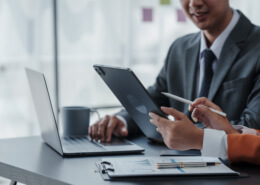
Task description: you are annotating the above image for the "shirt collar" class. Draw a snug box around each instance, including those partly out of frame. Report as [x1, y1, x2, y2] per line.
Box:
[200, 9, 240, 60]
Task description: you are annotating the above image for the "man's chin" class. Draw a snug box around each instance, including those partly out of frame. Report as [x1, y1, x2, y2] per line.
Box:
[192, 21, 210, 31]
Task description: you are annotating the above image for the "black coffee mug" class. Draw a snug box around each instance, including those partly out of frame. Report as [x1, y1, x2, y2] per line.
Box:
[61, 106, 99, 137]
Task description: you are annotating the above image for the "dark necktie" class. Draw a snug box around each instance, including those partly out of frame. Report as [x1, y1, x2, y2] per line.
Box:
[199, 49, 216, 97]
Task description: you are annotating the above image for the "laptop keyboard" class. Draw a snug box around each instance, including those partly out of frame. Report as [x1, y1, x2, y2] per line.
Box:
[61, 136, 105, 152]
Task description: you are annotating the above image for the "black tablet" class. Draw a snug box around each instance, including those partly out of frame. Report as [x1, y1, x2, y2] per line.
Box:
[94, 64, 166, 141]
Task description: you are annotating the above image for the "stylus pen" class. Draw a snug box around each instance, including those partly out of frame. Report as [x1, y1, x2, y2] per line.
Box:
[161, 92, 227, 117]
[156, 162, 221, 169]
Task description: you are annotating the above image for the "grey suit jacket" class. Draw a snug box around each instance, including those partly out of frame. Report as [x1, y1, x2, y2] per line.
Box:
[119, 11, 260, 135]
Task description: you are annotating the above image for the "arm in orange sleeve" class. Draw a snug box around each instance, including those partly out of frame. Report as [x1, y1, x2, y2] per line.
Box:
[227, 133, 260, 164]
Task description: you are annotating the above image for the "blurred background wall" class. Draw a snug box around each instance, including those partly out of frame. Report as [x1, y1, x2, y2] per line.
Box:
[0, 0, 260, 139]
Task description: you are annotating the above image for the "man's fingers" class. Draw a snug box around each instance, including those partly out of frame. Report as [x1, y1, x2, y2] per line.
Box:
[192, 105, 217, 124]
[114, 122, 128, 137]
[98, 116, 109, 142]
[191, 97, 220, 111]
[88, 124, 93, 139]
[161, 106, 185, 121]
[91, 123, 99, 141]
[89, 120, 99, 139]
[196, 105, 217, 117]
[89, 116, 129, 143]
[149, 112, 171, 129]
[191, 108, 201, 122]
[105, 116, 119, 142]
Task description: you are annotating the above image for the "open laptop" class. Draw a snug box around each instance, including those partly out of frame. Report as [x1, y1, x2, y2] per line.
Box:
[93, 65, 166, 142]
[25, 68, 144, 157]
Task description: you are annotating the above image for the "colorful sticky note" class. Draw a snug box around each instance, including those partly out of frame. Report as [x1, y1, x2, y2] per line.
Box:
[142, 8, 153, 22]
[177, 8, 187, 22]
[160, 0, 171, 5]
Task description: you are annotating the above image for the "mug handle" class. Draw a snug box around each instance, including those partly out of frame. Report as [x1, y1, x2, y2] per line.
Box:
[90, 108, 100, 120]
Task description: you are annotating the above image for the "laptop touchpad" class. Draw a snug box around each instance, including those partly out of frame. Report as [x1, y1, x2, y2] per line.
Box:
[99, 137, 132, 146]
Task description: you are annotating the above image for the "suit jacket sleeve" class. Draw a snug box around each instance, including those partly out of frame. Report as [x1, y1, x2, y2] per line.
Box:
[229, 57, 260, 129]
[227, 130, 260, 164]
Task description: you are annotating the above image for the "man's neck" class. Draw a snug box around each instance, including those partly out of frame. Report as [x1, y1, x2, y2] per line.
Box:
[204, 8, 233, 47]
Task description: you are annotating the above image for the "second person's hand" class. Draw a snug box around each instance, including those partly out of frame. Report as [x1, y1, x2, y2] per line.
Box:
[190, 97, 240, 134]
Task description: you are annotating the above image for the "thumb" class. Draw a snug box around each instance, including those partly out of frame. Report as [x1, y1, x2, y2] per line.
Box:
[161, 106, 185, 120]
[117, 123, 128, 137]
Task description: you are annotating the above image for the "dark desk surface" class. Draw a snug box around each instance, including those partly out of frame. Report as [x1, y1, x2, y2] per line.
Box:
[0, 136, 259, 185]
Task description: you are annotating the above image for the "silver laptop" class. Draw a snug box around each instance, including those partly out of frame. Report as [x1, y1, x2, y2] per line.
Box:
[25, 68, 144, 157]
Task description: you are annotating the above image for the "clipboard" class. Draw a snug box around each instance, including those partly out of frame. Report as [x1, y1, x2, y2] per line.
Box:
[160, 149, 201, 156]
[96, 156, 242, 181]
[96, 161, 115, 181]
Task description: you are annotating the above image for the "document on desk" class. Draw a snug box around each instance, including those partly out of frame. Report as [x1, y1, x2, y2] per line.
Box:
[97, 156, 239, 178]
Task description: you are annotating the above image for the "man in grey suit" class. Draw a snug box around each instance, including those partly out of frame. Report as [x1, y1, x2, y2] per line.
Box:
[89, 0, 260, 143]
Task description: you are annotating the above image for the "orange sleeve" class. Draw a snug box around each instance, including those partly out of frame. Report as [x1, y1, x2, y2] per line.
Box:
[227, 133, 260, 164]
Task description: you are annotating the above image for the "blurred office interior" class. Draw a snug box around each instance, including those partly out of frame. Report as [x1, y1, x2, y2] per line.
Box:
[0, 0, 260, 140]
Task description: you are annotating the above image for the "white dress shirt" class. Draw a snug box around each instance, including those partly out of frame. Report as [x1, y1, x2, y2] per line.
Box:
[196, 9, 240, 97]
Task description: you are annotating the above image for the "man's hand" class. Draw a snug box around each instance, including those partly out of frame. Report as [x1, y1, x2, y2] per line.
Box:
[149, 107, 204, 150]
[88, 115, 128, 142]
[190, 97, 240, 134]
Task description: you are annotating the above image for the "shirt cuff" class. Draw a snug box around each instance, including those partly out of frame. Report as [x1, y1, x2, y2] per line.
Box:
[201, 129, 228, 160]
[233, 125, 260, 136]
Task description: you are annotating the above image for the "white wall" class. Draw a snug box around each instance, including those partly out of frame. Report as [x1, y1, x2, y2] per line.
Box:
[0, 0, 259, 138]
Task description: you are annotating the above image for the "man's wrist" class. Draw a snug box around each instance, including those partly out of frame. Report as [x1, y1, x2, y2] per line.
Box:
[195, 128, 204, 150]
[227, 126, 241, 134]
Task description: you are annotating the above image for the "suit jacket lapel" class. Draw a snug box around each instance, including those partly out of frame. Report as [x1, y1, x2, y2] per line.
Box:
[208, 40, 239, 100]
[184, 34, 200, 101]
[208, 12, 253, 100]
